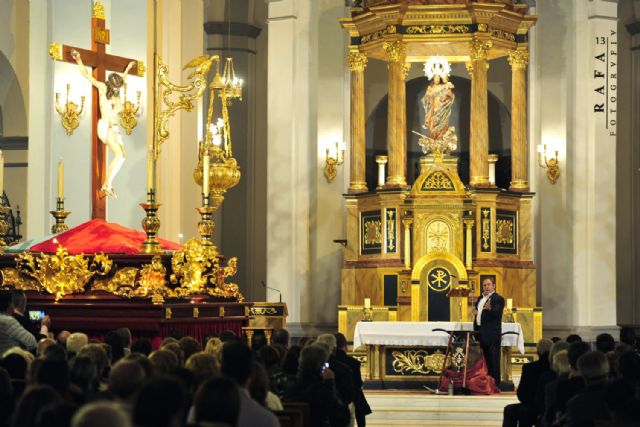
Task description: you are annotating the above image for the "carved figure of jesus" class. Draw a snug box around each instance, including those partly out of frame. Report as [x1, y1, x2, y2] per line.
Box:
[71, 49, 135, 198]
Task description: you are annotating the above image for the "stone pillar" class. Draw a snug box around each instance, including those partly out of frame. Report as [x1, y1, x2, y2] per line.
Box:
[508, 48, 529, 191]
[383, 41, 407, 187]
[347, 50, 368, 193]
[468, 39, 492, 187]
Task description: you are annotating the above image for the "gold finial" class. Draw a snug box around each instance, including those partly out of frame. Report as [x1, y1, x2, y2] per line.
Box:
[347, 51, 368, 71]
[93, 2, 105, 19]
[49, 42, 62, 61]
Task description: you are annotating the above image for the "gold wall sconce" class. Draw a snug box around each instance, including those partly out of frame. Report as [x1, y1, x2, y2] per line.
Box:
[537, 144, 560, 184]
[55, 83, 85, 135]
[119, 83, 141, 135]
[324, 141, 345, 183]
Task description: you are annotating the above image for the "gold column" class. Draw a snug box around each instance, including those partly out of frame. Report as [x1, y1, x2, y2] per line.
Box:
[463, 218, 474, 269]
[383, 41, 407, 187]
[402, 217, 413, 270]
[348, 50, 368, 193]
[508, 48, 529, 191]
[468, 39, 492, 187]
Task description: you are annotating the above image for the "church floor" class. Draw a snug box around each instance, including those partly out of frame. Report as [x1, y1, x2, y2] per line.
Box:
[364, 390, 516, 426]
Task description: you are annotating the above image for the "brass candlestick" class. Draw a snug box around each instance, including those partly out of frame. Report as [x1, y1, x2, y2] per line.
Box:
[0, 204, 11, 252]
[49, 198, 71, 234]
[140, 189, 163, 254]
[196, 194, 215, 246]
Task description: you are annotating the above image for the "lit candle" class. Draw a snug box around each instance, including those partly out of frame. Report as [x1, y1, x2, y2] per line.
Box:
[202, 153, 210, 197]
[364, 298, 371, 309]
[57, 159, 64, 199]
[0, 150, 4, 195]
[507, 298, 513, 310]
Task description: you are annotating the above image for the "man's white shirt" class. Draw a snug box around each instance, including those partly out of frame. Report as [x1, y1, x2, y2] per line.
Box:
[476, 292, 494, 326]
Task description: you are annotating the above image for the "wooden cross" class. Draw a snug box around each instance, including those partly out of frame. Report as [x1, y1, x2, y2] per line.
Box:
[49, 2, 145, 219]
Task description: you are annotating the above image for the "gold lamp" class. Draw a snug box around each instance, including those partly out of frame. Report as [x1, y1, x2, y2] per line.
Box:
[324, 141, 345, 183]
[537, 144, 560, 184]
[55, 83, 85, 135]
[194, 55, 242, 243]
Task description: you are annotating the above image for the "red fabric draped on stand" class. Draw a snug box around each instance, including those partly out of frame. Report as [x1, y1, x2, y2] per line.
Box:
[30, 219, 182, 254]
[438, 356, 500, 395]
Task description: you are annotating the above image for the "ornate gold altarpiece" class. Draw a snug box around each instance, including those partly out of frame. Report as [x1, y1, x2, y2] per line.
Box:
[339, 0, 539, 387]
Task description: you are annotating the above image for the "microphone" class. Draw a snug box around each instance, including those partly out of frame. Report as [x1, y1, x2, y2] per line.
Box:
[261, 281, 282, 303]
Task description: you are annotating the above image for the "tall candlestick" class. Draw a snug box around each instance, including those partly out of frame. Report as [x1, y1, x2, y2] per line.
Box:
[147, 154, 154, 192]
[364, 298, 371, 309]
[57, 159, 64, 199]
[507, 298, 513, 310]
[202, 154, 210, 197]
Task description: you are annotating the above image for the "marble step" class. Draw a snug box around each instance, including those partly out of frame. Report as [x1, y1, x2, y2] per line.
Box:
[364, 391, 516, 426]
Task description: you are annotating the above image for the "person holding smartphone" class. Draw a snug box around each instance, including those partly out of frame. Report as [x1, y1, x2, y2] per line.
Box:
[0, 290, 36, 355]
[11, 290, 50, 340]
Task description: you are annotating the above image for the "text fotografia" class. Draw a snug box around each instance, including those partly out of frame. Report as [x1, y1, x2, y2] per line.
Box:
[593, 30, 617, 136]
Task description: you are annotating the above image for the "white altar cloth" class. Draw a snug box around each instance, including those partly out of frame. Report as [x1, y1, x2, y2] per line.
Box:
[353, 321, 525, 354]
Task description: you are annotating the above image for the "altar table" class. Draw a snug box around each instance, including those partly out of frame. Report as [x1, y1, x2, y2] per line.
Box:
[353, 321, 525, 389]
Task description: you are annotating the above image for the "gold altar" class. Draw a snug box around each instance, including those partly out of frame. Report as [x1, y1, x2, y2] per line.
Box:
[338, 0, 541, 383]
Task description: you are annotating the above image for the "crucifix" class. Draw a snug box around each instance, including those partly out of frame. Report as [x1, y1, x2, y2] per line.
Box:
[49, 1, 145, 219]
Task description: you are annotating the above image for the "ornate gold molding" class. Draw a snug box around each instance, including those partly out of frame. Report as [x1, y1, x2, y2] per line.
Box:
[48, 42, 62, 61]
[508, 49, 529, 70]
[347, 51, 368, 72]
[92, 2, 105, 19]
[361, 25, 396, 44]
[383, 41, 406, 63]
[406, 25, 469, 35]
[391, 349, 446, 375]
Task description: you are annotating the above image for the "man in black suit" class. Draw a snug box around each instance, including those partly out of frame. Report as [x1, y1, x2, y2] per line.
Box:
[11, 290, 50, 341]
[472, 276, 505, 385]
[335, 332, 372, 427]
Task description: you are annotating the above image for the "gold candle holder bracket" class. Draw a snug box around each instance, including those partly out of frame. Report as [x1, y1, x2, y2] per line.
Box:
[196, 194, 215, 246]
[140, 189, 163, 254]
[49, 198, 71, 234]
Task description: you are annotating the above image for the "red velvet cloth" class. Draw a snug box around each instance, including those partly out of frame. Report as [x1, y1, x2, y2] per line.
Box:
[30, 219, 182, 254]
[438, 356, 500, 395]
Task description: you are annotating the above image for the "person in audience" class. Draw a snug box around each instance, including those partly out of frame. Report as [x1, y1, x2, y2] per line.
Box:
[67, 333, 89, 358]
[565, 334, 582, 344]
[133, 376, 188, 427]
[616, 350, 640, 384]
[619, 327, 638, 352]
[503, 338, 552, 427]
[123, 352, 153, 379]
[540, 350, 570, 427]
[3, 347, 35, 369]
[258, 345, 287, 397]
[131, 338, 152, 356]
[595, 333, 615, 353]
[562, 350, 611, 427]
[36, 359, 70, 399]
[276, 345, 301, 398]
[0, 367, 14, 427]
[193, 377, 240, 427]
[185, 352, 219, 387]
[104, 331, 125, 364]
[0, 290, 37, 355]
[35, 402, 77, 427]
[179, 337, 202, 361]
[219, 330, 238, 343]
[12, 384, 62, 427]
[115, 328, 132, 356]
[11, 290, 50, 341]
[335, 332, 371, 427]
[69, 356, 98, 399]
[71, 401, 132, 427]
[37, 338, 56, 358]
[162, 342, 185, 367]
[77, 344, 110, 390]
[272, 329, 290, 349]
[149, 349, 179, 375]
[533, 340, 569, 418]
[56, 331, 71, 347]
[108, 360, 146, 416]
[221, 341, 280, 427]
[249, 360, 283, 411]
[43, 344, 68, 361]
[472, 276, 505, 384]
[316, 335, 356, 415]
[611, 398, 640, 427]
[284, 343, 350, 427]
[204, 337, 224, 361]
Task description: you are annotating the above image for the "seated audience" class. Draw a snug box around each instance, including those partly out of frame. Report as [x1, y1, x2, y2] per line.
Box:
[115, 328, 133, 356]
[67, 333, 89, 357]
[69, 356, 98, 397]
[104, 331, 125, 364]
[249, 361, 283, 411]
[0, 367, 13, 427]
[335, 332, 371, 427]
[219, 330, 238, 343]
[133, 376, 188, 427]
[284, 343, 350, 427]
[595, 333, 615, 353]
[149, 349, 179, 375]
[204, 337, 223, 361]
[562, 350, 611, 427]
[12, 384, 62, 427]
[193, 377, 240, 427]
[161, 342, 185, 367]
[56, 331, 71, 347]
[130, 338, 152, 356]
[35, 401, 77, 427]
[540, 350, 570, 427]
[565, 334, 582, 344]
[178, 337, 202, 361]
[108, 360, 146, 416]
[71, 401, 131, 427]
[185, 352, 219, 387]
[77, 344, 109, 390]
[36, 338, 56, 358]
[43, 344, 68, 361]
[221, 341, 280, 427]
